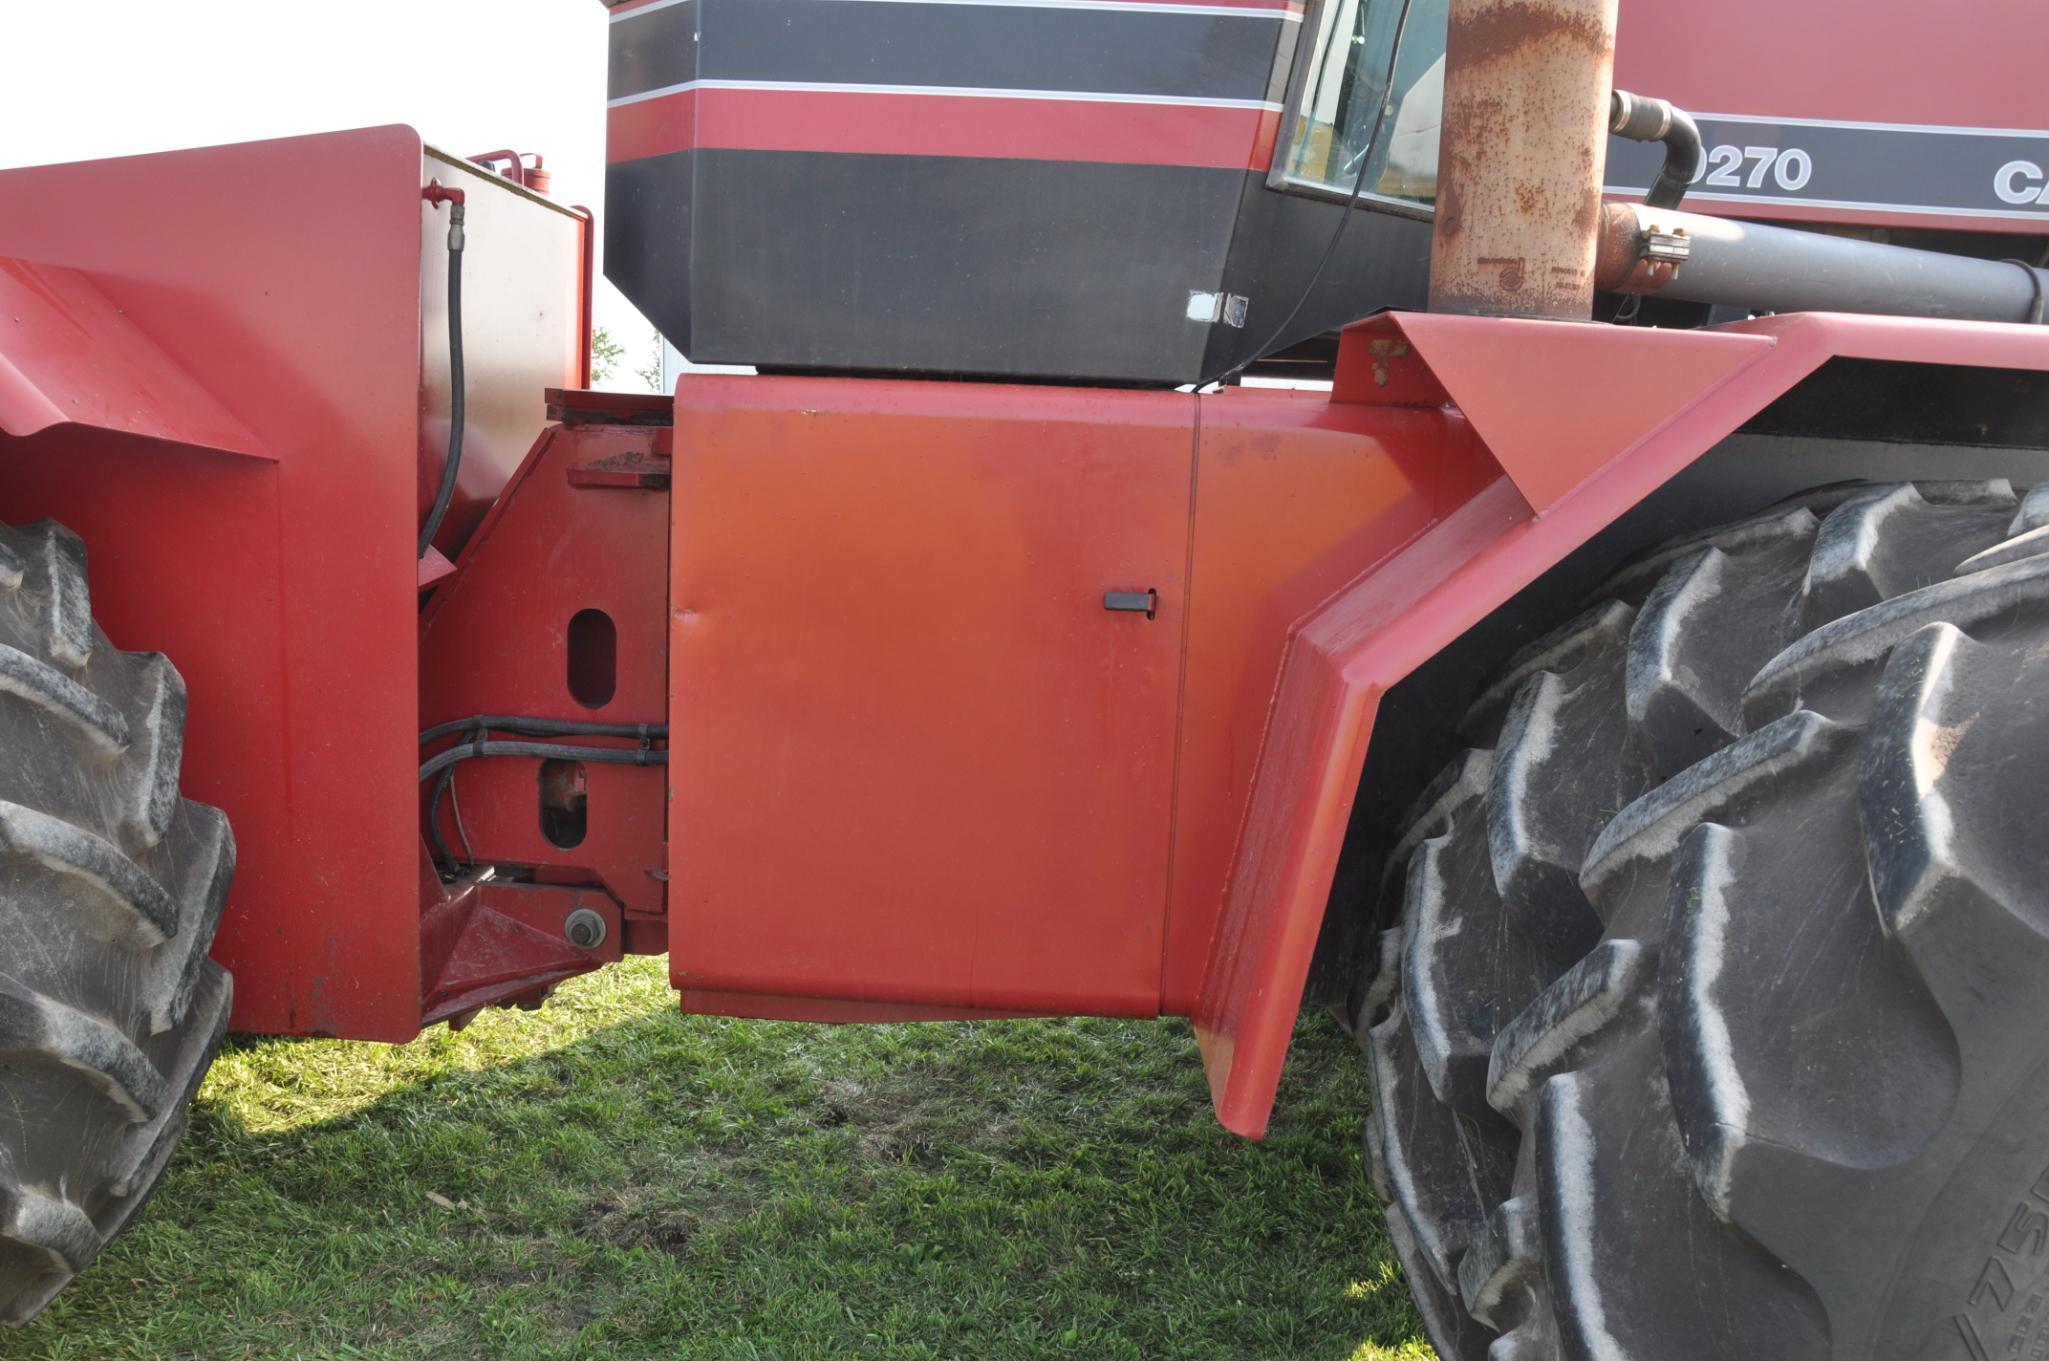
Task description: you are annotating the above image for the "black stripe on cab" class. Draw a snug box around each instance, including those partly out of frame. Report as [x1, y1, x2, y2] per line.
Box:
[611, 0, 1282, 103]
[610, 1, 698, 102]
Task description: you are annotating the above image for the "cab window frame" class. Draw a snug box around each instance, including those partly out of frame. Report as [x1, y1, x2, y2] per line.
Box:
[1266, 0, 1443, 222]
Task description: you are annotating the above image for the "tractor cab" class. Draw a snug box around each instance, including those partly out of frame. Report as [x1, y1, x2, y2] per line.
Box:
[601, 0, 1446, 384]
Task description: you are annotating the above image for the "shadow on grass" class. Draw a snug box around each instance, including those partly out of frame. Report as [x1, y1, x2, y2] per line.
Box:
[7, 961, 1432, 1361]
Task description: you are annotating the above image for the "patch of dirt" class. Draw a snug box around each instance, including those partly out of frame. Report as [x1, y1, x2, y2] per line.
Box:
[574, 1173, 766, 1253]
[576, 1187, 705, 1251]
[814, 1064, 1017, 1170]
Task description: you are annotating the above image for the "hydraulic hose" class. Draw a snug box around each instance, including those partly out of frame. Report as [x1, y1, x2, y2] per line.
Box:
[1610, 90, 1702, 212]
[428, 768, 467, 869]
[418, 197, 468, 559]
[419, 739, 667, 784]
[420, 715, 667, 746]
[419, 720, 668, 869]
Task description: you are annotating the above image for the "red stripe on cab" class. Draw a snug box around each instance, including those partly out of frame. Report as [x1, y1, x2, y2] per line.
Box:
[609, 88, 1281, 171]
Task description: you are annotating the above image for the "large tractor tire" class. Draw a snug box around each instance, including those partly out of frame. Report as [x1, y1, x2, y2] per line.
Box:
[0, 521, 233, 1325]
[1364, 480, 2049, 1360]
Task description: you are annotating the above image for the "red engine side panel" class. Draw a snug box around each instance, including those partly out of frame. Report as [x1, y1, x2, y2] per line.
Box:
[670, 380, 1195, 1018]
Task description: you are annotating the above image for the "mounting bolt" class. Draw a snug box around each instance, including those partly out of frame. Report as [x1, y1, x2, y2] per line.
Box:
[564, 907, 607, 951]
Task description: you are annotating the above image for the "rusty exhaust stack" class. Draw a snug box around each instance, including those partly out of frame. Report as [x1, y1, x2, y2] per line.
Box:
[1428, 0, 1621, 319]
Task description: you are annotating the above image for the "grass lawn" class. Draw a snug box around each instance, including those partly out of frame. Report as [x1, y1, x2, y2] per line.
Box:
[4, 958, 1432, 1361]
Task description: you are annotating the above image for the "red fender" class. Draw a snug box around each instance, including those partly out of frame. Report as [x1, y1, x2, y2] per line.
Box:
[0, 127, 586, 1041]
[1195, 309, 2049, 1137]
[0, 257, 267, 459]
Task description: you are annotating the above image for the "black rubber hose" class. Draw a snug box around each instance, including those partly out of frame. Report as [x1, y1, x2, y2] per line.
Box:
[420, 719, 667, 867]
[420, 715, 668, 746]
[427, 767, 460, 871]
[418, 202, 468, 560]
[419, 739, 667, 783]
[1610, 91, 1702, 212]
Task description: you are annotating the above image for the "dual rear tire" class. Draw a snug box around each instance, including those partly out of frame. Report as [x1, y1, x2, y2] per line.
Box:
[1365, 481, 2049, 1360]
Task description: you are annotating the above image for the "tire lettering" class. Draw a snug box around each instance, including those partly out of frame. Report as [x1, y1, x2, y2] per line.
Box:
[1974, 1257, 2017, 1312]
[1958, 1159, 2049, 1353]
[2003, 1203, 2049, 1258]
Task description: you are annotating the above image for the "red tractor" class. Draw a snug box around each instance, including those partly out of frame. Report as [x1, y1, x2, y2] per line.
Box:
[1, 0, 2046, 1354]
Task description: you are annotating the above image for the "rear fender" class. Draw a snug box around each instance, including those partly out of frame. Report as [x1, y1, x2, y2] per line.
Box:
[1196, 309, 2049, 1137]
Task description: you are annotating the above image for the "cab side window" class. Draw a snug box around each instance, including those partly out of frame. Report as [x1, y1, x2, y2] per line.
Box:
[1277, 0, 1449, 210]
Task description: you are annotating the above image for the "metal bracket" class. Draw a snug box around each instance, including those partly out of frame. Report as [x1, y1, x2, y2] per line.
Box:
[1186, 291, 1251, 328]
[1640, 223, 1693, 267]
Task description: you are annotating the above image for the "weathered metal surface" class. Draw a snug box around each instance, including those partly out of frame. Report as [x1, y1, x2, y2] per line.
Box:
[566, 446, 673, 490]
[547, 387, 674, 427]
[6, 4, 2047, 1123]
[1428, 0, 1621, 318]
[1592, 199, 1683, 293]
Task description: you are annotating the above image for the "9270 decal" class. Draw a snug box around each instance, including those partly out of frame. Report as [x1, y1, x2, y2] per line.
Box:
[1606, 114, 2049, 224]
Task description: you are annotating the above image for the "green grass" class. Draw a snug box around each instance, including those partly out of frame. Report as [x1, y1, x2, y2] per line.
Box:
[4, 958, 1432, 1361]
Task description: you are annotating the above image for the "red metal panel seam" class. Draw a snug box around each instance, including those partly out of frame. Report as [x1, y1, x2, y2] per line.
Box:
[1156, 394, 1205, 1012]
[1188, 571, 1324, 1035]
[575, 211, 596, 390]
[663, 397, 677, 897]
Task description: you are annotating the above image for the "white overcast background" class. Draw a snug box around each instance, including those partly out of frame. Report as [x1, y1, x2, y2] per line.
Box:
[0, 0, 667, 387]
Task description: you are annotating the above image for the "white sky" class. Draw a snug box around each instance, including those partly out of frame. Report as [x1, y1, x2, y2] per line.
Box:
[0, 0, 666, 387]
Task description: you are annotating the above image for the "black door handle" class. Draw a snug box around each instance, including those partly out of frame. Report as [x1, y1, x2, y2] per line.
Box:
[1103, 590, 1158, 619]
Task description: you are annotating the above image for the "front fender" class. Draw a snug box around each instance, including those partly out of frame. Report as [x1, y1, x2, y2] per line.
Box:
[1195, 309, 2049, 1137]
